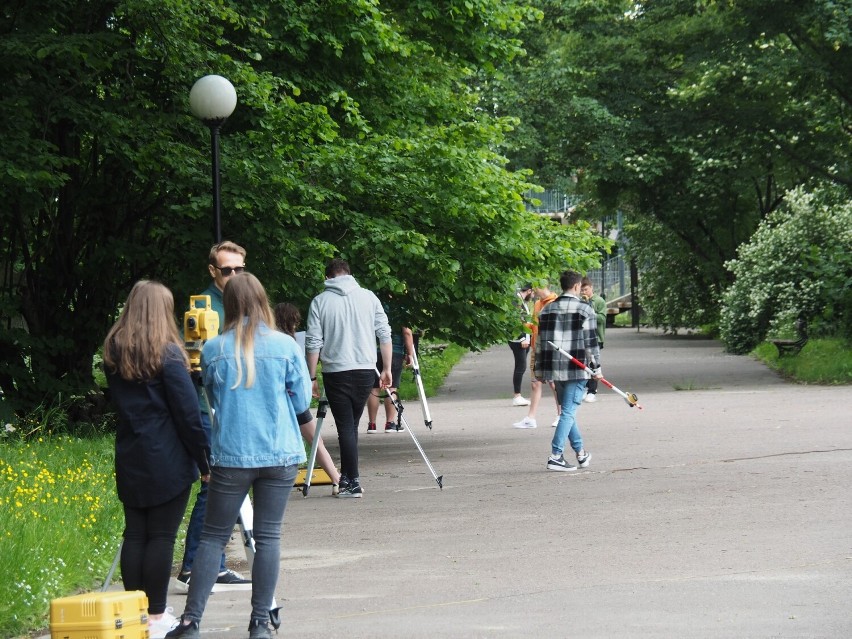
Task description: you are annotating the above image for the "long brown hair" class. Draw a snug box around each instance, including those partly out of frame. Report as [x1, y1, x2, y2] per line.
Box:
[103, 280, 187, 381]
[273, 302, 301, 338]
[222, 272, 275, 389]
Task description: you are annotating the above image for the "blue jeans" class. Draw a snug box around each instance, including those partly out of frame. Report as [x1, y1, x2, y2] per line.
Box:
[551, 379, 587, 457]
[183, 464, 298, 624]
[180, 412, 227, 574]
[323, 369, 375, 481]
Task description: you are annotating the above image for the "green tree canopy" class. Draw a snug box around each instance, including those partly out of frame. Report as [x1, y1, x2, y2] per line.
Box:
[0, 0, 608, 415]
[501, 0, 852, 330]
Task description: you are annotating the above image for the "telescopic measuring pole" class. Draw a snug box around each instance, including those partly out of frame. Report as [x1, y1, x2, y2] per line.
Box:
[546, 340, 643, 409]
[102, 541, 122, 591]
[409, 345, 432, 429]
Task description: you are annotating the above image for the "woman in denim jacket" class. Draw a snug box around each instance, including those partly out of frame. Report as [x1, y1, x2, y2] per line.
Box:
[168, 273, 311, 639]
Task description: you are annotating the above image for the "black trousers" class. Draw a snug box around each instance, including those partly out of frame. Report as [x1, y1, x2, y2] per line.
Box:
[508, 340, 529, 394]
[122, 485, 192, 614]
[587, 342, 603, 394]
[323, 369, 376, 481]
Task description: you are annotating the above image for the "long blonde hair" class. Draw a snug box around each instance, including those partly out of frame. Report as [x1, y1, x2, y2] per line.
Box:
[103, 280, 188, 381]
[222, 273, 275, 389]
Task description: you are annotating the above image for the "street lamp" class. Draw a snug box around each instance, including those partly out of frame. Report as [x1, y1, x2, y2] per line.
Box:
[189, 75, 237, 243]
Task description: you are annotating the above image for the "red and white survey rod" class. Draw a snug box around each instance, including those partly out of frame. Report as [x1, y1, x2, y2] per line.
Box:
[547, 340, 643, 409]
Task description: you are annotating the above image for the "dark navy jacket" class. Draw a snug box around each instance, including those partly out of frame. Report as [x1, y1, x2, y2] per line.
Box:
[107, 344, 210, 508]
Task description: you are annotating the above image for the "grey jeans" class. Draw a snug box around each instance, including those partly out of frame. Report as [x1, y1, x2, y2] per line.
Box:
[183, 464, 298, 624]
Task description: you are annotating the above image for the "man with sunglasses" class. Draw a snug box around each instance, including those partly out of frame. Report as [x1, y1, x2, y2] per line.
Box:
[176, 241, 251, 592]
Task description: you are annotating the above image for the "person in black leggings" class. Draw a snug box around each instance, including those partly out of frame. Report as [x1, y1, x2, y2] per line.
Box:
[104, 280, 210, 638]
[509, 284, 533, 406]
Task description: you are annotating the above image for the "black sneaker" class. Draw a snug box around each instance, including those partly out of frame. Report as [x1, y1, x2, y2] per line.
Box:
[367, 422, 377, 433]
[165, 617, 200, 638]
[248, 619, 272, 639]
[546, 454, 577, 472]
[214, 568, 251, 591]
[577, 451, 592, 468]
[337, 479, 363, 498]
[384, 421, 404, 432]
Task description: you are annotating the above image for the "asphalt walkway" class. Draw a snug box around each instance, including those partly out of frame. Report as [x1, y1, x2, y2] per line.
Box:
[89, 328, 852, 637]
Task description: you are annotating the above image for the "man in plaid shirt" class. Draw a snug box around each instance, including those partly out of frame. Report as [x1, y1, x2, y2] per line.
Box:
[534, 270, 602, 471]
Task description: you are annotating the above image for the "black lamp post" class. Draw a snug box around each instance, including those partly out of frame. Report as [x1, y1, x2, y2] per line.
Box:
[189, 75, 237, 243]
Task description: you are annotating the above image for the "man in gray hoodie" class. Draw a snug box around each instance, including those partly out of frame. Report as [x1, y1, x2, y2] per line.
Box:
[305, 258, 393, 498]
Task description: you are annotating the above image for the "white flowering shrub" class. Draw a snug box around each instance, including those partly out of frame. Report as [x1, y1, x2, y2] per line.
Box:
[720, 184, 852, 353]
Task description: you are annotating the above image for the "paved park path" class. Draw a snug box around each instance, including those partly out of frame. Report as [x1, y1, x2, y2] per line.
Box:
[142, 329, 852, 637]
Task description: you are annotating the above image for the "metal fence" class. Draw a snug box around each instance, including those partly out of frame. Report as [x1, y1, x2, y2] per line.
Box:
[524, 189, 582, 215]
[586, 253, 629, 302]
[525, 191, 631, 304]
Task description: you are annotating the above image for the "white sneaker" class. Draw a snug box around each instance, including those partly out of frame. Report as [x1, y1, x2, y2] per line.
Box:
[546, 454, 577, 472]
[512, 417, 537, 429]
[551, 417, 559, 427]
[148, 608, 177, 639]
[584, 393, 597, 403]
[512, 395, 531, 407]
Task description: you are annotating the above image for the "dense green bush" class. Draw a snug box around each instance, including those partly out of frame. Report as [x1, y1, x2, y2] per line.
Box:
[720, 185, 852, 354]
[626, 218, 724, 332]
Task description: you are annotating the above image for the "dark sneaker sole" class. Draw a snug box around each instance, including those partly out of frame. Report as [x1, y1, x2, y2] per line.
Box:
[165, 622, 200, 638]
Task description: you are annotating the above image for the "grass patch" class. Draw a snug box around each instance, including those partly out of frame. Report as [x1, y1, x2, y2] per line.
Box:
[672, 379, 718, 391]
[397, 342, 466, 401]
[613, 311, 634, 327]
[753, 338, 852, 384]
[0, 434, 124, 638]
[2, 341, 467, 637]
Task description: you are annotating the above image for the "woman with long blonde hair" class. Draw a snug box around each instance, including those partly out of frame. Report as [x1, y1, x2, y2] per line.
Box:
[168, 273, 311, 639]
[104, 280, 210, 639]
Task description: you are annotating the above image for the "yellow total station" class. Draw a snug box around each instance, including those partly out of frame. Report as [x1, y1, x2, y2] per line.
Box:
[184, 295, 220, 370]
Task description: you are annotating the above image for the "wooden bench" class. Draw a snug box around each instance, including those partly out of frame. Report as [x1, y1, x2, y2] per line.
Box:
[605, 302, 631, 328]
[769, 316, 808, 356]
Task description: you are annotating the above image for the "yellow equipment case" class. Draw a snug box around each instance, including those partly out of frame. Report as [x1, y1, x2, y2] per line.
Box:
[295, 467, 332, 486]
[50, 590, 149, 639]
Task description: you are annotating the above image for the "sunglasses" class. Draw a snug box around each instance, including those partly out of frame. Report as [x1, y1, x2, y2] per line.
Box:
[214, 266, 246, 276]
